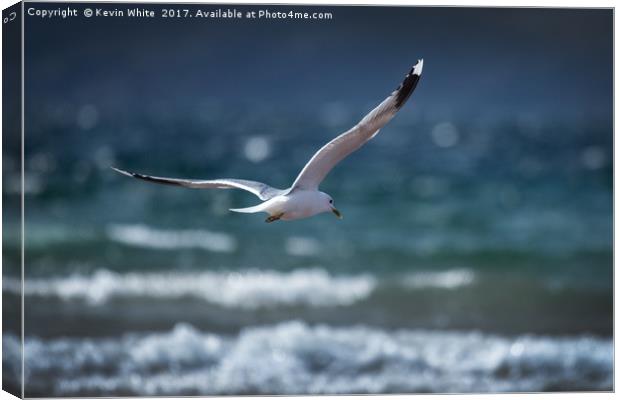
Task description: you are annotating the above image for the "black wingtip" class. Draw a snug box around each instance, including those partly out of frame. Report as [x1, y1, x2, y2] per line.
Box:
[111, 166, 141, 180]
[394, 59, 423, 110]
[111, 166, 181, 186]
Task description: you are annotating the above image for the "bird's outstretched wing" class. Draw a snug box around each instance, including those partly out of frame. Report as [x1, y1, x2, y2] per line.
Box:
[111, 167, 287, 201]
[291, 59, 423, 191]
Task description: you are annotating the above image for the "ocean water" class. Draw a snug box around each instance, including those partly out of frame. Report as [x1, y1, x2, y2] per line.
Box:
[3, 105, 613, 395]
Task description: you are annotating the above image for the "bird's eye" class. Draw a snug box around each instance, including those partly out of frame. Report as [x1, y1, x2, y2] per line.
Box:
[329, 199, 333, 204]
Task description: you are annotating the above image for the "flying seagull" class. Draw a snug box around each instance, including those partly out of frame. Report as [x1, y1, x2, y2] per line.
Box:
[113, 59, 423, 223]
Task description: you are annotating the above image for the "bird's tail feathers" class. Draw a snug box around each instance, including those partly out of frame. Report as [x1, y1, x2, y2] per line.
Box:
[229, 203, 268, 214]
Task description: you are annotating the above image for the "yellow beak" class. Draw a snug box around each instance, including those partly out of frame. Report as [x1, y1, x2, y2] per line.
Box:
[331, 207, 343, 219]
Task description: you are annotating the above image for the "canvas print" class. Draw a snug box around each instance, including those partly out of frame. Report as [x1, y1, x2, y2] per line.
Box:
[2, 2, 613, 397]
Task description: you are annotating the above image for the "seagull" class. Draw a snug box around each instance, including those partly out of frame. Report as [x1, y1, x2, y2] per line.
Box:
[112, 59, 423, 223]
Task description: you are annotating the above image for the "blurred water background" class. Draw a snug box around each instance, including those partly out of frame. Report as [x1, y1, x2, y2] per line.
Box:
[3, 4, 613, 396]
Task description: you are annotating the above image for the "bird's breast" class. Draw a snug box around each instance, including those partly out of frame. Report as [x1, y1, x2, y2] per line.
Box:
[279, 191, 324, 220]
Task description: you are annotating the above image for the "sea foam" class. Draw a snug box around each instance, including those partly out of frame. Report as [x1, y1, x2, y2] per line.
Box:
[403, 268, 476, 289]
[6, 321, 612, 396]
[8, 268, 376, 308]
[106, 224, 237, 253]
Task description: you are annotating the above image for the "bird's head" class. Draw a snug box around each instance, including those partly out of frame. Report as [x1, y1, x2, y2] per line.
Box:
[319, 192, 342, 219]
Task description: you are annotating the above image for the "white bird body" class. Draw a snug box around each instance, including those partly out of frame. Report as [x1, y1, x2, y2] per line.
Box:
[231, 190, 335, 221]
[112, 60, 423, 223]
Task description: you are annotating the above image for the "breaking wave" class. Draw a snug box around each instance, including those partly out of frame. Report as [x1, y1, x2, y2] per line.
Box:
[403, 268, 476, 289]
[8, 268, 376, 308]
[6, 321, 612, 396]
[6, 268, 480, 308]
[106, 224, 237, 253]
